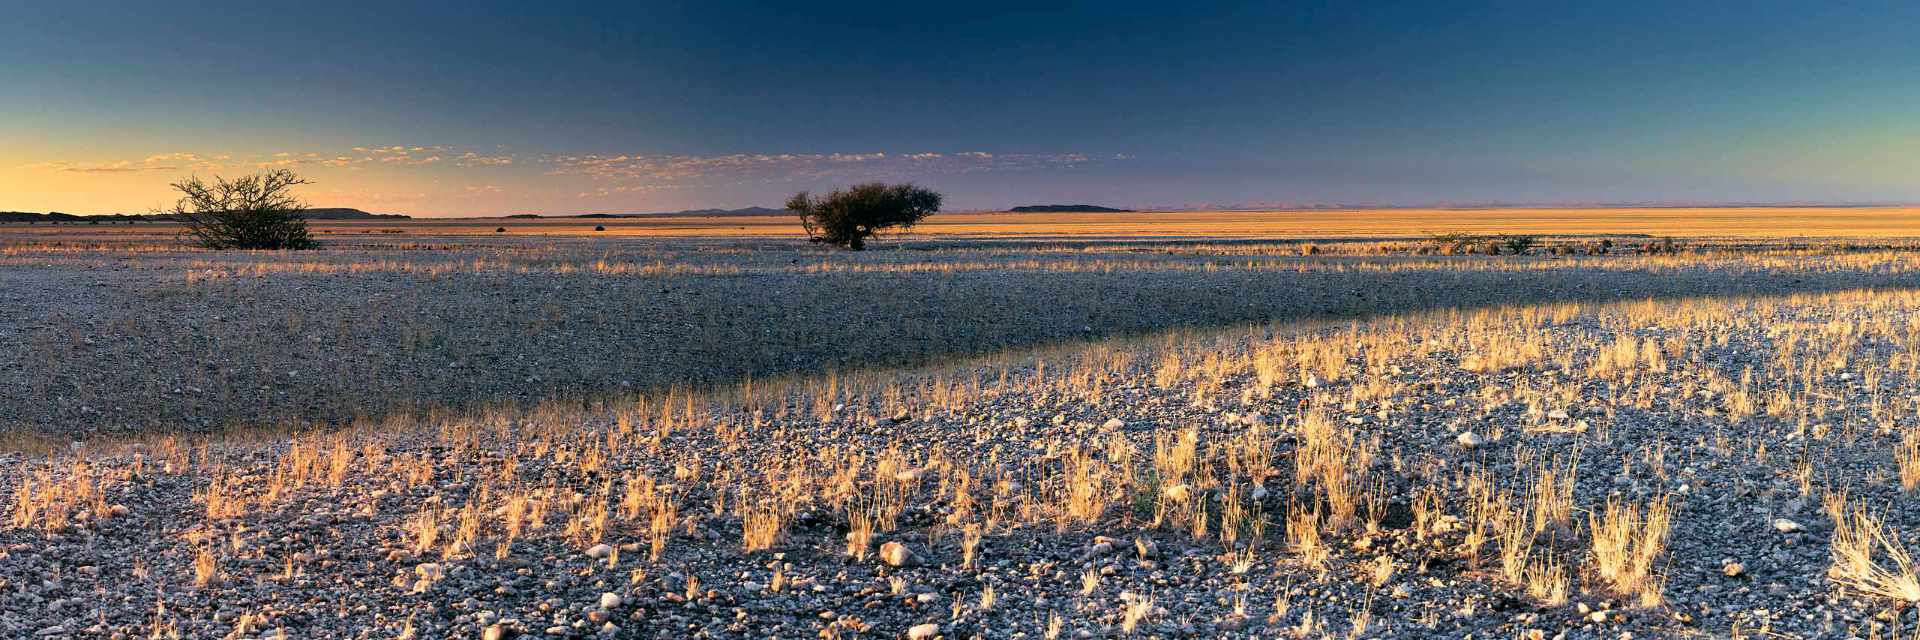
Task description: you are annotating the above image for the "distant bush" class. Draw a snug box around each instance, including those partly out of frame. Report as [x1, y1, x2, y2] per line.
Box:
[1428, 232, 1542, 256]
[1643, 237, 1681, 255]
[170, 169, 317, 250]
[787, 183, 942, 250]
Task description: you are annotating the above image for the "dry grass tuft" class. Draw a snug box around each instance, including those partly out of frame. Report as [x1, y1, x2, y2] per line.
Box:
[1828, 495, 1920, 603]
[1588, 495, 1673, 606]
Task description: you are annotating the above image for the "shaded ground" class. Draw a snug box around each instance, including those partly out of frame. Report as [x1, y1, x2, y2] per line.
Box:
[6, 236, 1920, 436]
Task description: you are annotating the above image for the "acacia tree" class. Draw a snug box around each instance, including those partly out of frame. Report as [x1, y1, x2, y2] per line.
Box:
[787, 183, 942, 250]
[171, 169, 318, 250]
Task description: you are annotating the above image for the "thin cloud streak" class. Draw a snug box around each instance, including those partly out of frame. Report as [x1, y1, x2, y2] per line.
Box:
[548, 151, 1101, 183]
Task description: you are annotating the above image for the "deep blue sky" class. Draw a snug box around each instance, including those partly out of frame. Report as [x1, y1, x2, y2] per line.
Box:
[5, 1, 1919, 215]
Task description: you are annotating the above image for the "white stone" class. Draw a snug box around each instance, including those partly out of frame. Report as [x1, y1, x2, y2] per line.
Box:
[908, 623, 940, 640]
[1101, 418, 1125, 430]
[586, 543, 614, 559]
[1772, 518, 1804, 533]
[1456, 431, 1485, 448]
[599, 592, 623, 609]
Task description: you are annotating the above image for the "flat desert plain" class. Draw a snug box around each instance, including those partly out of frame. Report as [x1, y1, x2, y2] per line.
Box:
[4, 209, 1920, 638]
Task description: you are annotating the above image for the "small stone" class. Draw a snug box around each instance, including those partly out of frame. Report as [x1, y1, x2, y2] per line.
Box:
[599, 592, 623, 609]
[1547, 409, 1570, 420]
[1456, 432, 1485, 448]
[1133, 537, 1158, 559]
[1162, 484, 1193, 503]
[1101, 418, 1125, 430]
[880, 541, 916, 567]
[586, 543, 614, 559]
[907, 623, 940, 640]
[1772, 518, 1804, 533]
[1722, 561, 1745, 578]
[106, 504, 129, 519]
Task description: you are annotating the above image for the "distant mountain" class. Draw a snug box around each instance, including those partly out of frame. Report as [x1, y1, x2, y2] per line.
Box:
[1008, 204, 1133, 213]
[0, 208, 406, 222]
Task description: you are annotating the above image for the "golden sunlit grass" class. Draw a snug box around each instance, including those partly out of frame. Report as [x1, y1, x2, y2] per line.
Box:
[1827, 493, 1920, 604]
[237, 206, 1920, 239]
[16, 206, 1920, 244]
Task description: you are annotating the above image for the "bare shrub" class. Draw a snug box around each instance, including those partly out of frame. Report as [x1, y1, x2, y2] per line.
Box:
[170, 169, 317, 250]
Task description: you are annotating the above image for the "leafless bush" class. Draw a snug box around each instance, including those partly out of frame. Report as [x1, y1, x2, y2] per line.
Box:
[170, 169, 317, 250]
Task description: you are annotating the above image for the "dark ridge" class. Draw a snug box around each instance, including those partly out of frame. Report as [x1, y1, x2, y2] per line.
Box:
[1008, 204, 1133, 213]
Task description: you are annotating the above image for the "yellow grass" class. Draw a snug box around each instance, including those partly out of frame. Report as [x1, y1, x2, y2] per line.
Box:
[16, 206, 1920, 241]
[392, 207, 1920, 239]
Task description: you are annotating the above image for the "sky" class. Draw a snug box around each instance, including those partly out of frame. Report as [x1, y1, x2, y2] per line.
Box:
[4, 1, 1919, 217]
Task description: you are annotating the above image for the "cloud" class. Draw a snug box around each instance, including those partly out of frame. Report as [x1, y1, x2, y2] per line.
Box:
[28, 160, 179, 173]
[454, 151, 514, 167]
[548, 151, 1103, 183]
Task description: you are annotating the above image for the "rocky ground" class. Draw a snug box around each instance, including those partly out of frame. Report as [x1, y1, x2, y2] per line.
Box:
[5, 259, 1920, 637]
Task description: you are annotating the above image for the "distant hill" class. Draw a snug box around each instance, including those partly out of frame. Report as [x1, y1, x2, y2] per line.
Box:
[1008, 204, 1133, 213]
[0, 207, 406, 222]
[0, 211, 84, 223]
[296, 208, 409, 220]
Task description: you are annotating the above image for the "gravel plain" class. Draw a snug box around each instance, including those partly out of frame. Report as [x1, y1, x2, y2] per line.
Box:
[5, 234, 1920, 638]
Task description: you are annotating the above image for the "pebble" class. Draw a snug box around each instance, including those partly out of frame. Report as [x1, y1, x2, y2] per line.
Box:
[880, 541, 916, 567]
[908, 623, 940, 640]
[600, 592, 623, 609]
[1456, 431, 1485, 448]
[1772, 519, 1804, 533]
[586, 543, 614, 559]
